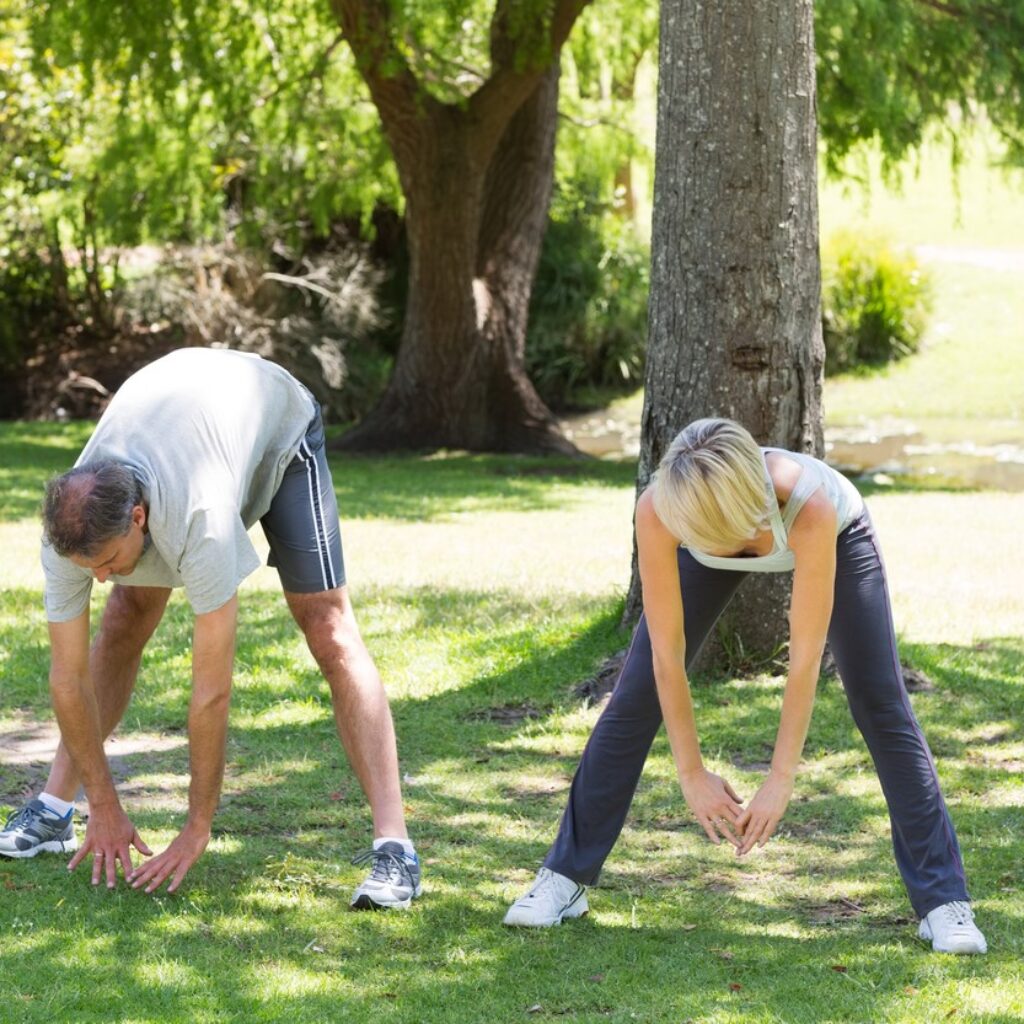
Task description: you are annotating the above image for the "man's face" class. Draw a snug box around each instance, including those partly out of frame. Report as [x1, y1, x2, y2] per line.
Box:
[69, 505, 148, 583]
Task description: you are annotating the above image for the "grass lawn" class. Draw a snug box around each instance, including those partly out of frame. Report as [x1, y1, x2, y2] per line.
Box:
[1, 422, 1021, 1024]
[818, 135, 1024, 447]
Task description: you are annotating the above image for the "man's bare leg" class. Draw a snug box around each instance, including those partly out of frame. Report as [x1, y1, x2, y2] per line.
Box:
[285, 587, 407, 839]
[44, 585, 172, 801]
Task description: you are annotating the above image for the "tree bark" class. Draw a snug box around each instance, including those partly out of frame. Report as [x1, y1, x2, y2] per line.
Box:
[625, 0, 824, 669]
[331, 0, 588, 453]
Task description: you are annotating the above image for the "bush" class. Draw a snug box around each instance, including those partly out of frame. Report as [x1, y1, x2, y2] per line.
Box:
[821, 232, 932, 375]
[120, 235, 391, 425]
[526, 206, 649, 410]
[0, 213, 123, 417]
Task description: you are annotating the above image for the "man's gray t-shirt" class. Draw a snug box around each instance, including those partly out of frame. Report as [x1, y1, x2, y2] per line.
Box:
[42, 348, 315, 622]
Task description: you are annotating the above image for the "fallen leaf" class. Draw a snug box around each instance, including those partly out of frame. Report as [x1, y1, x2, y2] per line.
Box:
[905, 987, 919, 995]
[729, 983, 742, 992]
[588, 974, 605, 983]
[681, 923, 698, 931]
[527, 1005, 544, 1014]
[711, 948, 735, 960]
[831, 965, 848, 973]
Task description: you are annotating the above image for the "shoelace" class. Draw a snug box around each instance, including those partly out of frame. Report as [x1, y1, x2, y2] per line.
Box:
[937, 901, 973, 927]
[350, 848, 416, 889]
[3, 804, 42, 831]
[526, 869, 567, 901]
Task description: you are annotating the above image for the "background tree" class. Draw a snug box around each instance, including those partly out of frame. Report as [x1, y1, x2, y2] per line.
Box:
[17, 0, 599, 452]
[330, 0, 589, 453]
[7, 0, 1024, 450]
[625, 0, 822, 665]
[626, 0, 1024, 659]
[816, 0, 1024, 172]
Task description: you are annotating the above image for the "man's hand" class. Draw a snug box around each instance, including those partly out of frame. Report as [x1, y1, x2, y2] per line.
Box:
[679, 768, 745, 848]
[129, 821, 211, 894]
[735, 769, 795, 855]
[68, 804, 152, 888]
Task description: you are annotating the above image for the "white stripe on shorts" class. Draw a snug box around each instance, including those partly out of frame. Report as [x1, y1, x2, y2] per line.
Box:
[301, 439, 338, 589]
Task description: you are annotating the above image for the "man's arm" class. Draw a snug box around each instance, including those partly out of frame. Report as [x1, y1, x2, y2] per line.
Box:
[51, 612, 152, 887]
[130, 594, 237, 894]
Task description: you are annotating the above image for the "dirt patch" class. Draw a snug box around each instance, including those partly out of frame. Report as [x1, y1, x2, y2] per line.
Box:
[464, 702, 544, 724]
[805, 898, 867, 923]
[902, 666, 935, 693]
[0, 712, 188, 806]
[974, 726, 1017, 746]
[503, 777, 571, 802]
[572, 650, 627, 705]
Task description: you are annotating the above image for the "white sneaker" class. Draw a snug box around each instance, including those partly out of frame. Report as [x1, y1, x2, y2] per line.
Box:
[503, 867, 589, 927]
[918, 901, 987, 954]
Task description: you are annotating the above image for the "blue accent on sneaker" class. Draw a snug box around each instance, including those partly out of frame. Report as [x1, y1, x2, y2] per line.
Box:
[350, 841, 422, 910]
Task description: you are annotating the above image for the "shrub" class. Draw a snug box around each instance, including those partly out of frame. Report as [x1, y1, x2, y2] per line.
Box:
[121, 235, 391, 425]
[821, 232, 932, 375]
[526, 204, 649, 410]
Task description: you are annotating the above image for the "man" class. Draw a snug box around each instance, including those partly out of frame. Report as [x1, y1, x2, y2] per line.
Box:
[0, 347, 420, 908]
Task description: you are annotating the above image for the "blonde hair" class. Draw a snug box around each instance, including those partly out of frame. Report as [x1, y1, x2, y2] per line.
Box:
[651, 418, 770, 551]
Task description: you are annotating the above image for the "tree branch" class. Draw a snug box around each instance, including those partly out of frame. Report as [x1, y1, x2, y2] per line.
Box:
[913, 0, 1016, 27]
[257, 30, 347, 108]
[914, 0, 969, 16]
[328, 0, 437, 168]
[470, 0, 592, 144]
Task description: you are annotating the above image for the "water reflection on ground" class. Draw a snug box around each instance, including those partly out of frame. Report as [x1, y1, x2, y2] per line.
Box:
[560, 409, 1024, 493]
[826, 424, 1024, 492]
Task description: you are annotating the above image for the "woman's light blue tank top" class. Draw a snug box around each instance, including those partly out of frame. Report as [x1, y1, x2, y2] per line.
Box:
[688, 448, 865, 574]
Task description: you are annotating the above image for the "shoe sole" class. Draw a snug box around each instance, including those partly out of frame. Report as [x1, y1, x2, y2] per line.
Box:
[918, 922, 987, 955]
[350, 884, 423, 911]
[0, 837, 79, 859]
[504, 895, 589, 928]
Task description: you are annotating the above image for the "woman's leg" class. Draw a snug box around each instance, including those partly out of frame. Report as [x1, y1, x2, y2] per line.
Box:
[543, 550, 747, 885]
[828, 512, 969, 917]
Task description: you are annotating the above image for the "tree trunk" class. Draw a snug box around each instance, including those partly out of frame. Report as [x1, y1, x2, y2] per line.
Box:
[332, 1, 587, 454]
[625, 0, 824, 670]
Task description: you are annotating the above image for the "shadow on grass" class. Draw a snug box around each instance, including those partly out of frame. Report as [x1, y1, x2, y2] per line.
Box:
[0, 421, 637, 525]
[2, 860, 1019, 1024]
[1, 587, 1021, 1023]
[0, 422, 94, 521]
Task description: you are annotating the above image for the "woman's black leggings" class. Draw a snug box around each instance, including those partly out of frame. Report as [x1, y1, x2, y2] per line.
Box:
[543, 511, 969, 918]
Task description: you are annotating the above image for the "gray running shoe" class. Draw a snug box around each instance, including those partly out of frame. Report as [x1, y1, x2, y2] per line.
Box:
[350, 841, 422, 910]
[0, 799, 78, 859]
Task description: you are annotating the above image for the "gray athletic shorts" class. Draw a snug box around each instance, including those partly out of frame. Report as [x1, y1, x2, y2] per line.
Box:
[260, 402, 346, 592]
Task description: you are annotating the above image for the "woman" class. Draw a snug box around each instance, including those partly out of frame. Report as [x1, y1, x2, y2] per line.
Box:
[504, 418, 986, 954]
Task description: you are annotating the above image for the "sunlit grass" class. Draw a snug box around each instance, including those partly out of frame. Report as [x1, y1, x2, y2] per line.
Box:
[1, 428, 1022, 1024]
[819, 134, 1024, 438]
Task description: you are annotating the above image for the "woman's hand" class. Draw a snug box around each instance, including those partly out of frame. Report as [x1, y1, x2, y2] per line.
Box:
[734, 769, 794, 855]
[679, 768, 745, 848]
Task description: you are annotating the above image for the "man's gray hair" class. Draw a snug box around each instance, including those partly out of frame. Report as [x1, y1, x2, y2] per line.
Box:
[43, 460, 144, 557]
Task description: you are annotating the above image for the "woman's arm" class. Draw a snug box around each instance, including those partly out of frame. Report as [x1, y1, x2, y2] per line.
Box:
[736, 489, 836, 855]
[636, 490, 744, 848]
